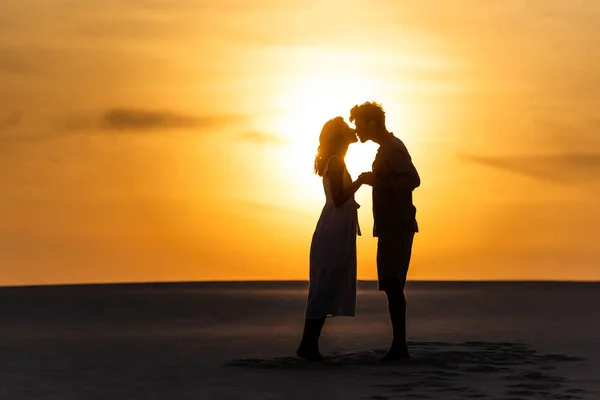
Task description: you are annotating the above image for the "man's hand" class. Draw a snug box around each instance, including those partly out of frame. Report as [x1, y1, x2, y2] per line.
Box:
[358, 171, 374, 186]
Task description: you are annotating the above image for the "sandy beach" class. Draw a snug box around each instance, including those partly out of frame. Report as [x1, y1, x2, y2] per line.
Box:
[0, 281, 597, 399]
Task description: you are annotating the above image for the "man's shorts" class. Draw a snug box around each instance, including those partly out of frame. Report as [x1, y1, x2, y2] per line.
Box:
[377, 231, 415, 291]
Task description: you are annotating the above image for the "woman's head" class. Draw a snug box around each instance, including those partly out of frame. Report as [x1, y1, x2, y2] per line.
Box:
[313, 116, 357, 176]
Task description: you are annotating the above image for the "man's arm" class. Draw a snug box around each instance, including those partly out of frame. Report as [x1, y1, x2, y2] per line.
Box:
[374, 168, 420, 191]
[376, 148, 420, 191]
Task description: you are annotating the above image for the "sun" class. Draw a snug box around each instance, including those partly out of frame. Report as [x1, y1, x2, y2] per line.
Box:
[269, 73, 385, 205]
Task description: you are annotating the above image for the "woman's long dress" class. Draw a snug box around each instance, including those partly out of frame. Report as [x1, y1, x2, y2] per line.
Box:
[305, 157, 361, 319]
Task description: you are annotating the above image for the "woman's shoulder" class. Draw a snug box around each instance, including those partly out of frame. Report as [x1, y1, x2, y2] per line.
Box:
[327, 155, 344, 167]
[324, 156, 345, 175]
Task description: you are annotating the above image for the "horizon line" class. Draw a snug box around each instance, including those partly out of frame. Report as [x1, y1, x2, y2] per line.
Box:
[2, 278, 600, 289]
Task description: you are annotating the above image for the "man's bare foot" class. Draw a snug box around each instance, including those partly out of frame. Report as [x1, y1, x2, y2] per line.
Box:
[296, 346, 324, 362]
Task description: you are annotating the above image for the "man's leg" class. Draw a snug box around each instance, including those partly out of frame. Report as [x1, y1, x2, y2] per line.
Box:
[382, 279, 408, 360]
[377, 231, 415, 361]
[297, 317, 326, 361]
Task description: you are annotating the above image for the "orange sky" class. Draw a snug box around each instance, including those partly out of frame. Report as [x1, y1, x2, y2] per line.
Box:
[1, 1, 600, 286]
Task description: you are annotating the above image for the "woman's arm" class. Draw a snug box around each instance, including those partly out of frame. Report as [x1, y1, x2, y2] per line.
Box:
[327, 157, 366, 207]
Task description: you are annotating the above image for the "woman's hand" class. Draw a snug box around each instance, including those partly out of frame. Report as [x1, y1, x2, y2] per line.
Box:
[357, 171, 374, 186]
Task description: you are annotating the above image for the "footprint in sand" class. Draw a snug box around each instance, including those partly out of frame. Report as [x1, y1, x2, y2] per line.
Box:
[361, 342, 586, 400]
[373, 383, 416, 391]
[504, 371, 565, 381]
[508, 382, 563, 391]
[464, 365, 508, 373]
[505, 389, 538, 396]
[226, 341, 587, 400]
[564, 388, 586, 394]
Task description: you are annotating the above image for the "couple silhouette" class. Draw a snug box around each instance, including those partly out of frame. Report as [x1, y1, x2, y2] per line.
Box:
[297, 101, 420, 362]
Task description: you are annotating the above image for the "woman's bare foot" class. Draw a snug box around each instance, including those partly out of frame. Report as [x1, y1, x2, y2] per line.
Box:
[381, 346, 410, 362]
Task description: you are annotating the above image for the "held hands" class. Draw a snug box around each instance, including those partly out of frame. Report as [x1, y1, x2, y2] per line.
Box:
[357, 171, 374, 186]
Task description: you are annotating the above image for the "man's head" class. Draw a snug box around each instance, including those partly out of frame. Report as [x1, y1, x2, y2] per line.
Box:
[349, 101, 386, 143]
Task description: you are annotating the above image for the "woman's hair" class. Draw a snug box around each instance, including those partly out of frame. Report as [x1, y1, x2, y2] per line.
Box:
[313, 116, 349, 176]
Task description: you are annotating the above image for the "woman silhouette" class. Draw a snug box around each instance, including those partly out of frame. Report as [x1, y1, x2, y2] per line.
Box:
[296, 117, 371, 361]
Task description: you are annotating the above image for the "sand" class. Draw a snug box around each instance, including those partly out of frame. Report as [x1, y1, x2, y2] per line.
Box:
[0, 281, 597, 399]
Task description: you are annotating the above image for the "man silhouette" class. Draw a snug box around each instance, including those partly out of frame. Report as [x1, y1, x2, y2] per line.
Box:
[350, 101, 420, 361]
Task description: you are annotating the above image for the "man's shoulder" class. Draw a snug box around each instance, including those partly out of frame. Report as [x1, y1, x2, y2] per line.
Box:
[389, 133, 408, 151]
[383, 133, 411, 160]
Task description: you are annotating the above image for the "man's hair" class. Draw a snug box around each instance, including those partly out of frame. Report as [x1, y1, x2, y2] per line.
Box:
[349, 101, 386, 128]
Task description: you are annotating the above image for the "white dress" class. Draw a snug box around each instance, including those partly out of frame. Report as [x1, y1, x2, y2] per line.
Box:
[305, 157, 361, 319]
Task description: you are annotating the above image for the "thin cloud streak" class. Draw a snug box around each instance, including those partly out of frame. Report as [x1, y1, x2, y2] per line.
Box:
[0, 109, 250, 145]
[0, 48, 29, 74]
[459, 152, 600, 184]
[60, 108, 249, 132]
[101, 109, 246, 131]
[0, 111, 21, 131]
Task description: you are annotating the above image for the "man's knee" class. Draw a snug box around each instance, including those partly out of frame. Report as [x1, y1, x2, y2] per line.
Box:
[383, 279, 405, 305]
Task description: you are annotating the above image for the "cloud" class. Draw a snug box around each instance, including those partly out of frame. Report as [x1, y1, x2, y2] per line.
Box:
[0, 109, 249, 146]
[0, 111, 21, 131]
[236, 131, 285, 145]
[0, 48, 29, 74]
[60, 108, 248, 132]
[100, 108, 244, 131]
[101, 109, 195, 130]
[459, 152, 600, 184]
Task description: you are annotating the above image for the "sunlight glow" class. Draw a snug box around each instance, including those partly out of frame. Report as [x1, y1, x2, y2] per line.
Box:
[270, 72, 393, 204]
